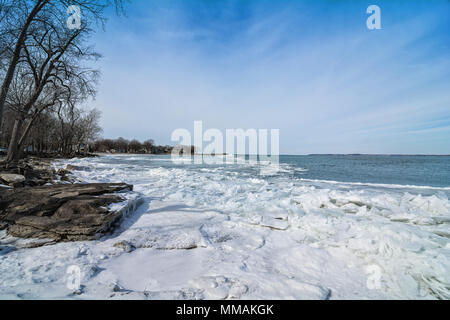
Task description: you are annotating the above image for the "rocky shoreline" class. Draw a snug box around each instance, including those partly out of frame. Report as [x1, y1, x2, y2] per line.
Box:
[0, 157, 142, 247]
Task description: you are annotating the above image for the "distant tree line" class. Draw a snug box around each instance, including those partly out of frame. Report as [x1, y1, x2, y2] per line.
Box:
[0, 0, 126, 166]
[92, 138, 174, 154]
[1, 104, 101, 155]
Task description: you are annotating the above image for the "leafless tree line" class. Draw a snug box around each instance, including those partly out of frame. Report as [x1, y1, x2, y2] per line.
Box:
[0, 0, 126, 166]
[1, 103, 101, 155]
[92, 138, 174, 154]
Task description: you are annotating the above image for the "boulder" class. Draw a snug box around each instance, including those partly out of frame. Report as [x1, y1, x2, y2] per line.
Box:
[0, 221, 8, 230]
[113, 240, 136, 253]
[56, 168, 71, 176]
[0, 173, 26, 187]
[0, 158, 57, 188]
[0, 173, 26, 183]
[56, 168, 75, 183]
[0, 183, 134, 242]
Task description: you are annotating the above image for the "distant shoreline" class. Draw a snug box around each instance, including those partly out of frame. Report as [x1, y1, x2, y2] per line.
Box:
[306, 154, 450, 157]
[90, 153, 450, 157]
[93, 152, 171, 156]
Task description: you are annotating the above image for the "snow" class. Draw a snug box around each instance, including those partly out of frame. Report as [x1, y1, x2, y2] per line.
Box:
[0, 155, 449, 299]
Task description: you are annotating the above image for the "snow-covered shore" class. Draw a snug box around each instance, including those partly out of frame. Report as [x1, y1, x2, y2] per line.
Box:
[0, 155, 449, 299]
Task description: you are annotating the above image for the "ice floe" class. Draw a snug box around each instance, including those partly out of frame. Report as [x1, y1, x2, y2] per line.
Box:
[0, 155, 449, 299]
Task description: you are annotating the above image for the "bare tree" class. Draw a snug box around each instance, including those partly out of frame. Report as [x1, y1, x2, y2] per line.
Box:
[0, 0, 126, 138]
[14, 104, 102, 156]
[73, 108, 102, 153]
[0, 1, 49, 133]
[3, 1, 102, 164]
[114, 137, 129, 153]
[128, 139, 141, 153]
[21, 108, 58, 154]
[57, 105, 101, 155]
[142, 139, 154, 153]
[91, 138, 174, 154]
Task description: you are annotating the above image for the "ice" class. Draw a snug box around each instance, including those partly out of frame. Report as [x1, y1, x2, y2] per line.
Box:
[1, 155, 449, 299]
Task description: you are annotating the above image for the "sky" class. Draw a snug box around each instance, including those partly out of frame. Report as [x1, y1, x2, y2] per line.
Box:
[88, 0, 450, 155]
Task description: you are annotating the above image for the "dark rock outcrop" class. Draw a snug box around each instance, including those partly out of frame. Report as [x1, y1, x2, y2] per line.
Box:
[0, 173, 26, 188]
[0, 183, 133, 242]
[0, 157, 57, 187]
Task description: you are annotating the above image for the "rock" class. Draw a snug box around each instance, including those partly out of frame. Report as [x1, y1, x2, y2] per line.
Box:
[0, 183, 135, 242]
[56, 168, 75, 183]
[60, 174, 75, 183]
[13, 238, 56, 248]
[110, 282, 125, 292]
[113, 240, 136, 253]
[57, 168, 71, 176]
[60, 176, 70, 183]
[0, 221, 8, 230]
[0, 173, 25, 186]
[65, 164, 90, 171]
[1, 158, 57, 188]
[9, 181, 23, 188]
[70, 285, 86, 296]
[26, 178, 48, 187]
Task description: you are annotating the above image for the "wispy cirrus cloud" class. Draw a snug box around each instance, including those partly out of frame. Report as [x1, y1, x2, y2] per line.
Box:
[91, 0, 450, 154]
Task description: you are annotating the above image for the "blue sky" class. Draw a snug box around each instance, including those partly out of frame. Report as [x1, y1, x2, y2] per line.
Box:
[89, 0, 450, 154]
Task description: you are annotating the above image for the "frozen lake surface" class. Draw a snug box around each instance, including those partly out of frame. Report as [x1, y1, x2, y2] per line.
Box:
[1, 154, 449, 299]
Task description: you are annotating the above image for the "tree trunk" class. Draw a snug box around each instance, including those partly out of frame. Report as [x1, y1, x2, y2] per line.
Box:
[17, 110, 42, 150]
[17, 120, 33, 149]
[0, 1, 48, 136]
[6, 118, 23, 165]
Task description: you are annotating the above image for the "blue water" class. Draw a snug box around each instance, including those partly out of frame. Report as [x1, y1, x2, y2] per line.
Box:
[283, 155, 450, 188]
[104, 154, 450, 189]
